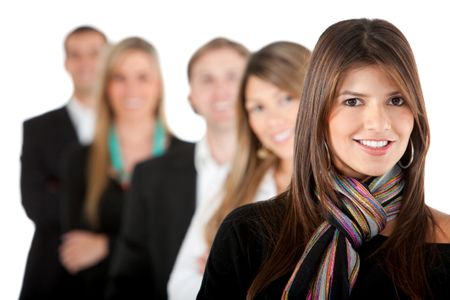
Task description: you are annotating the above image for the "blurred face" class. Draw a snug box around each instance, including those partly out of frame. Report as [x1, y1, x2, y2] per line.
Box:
[65, 31, 106, 95]
[328, 65, 414, 178]
[245, 76, 300, 162]
[189, 48, 246, 132]
[107, 50, 161, 122]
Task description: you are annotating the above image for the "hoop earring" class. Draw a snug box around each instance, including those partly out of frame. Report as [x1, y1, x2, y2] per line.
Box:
[324, 142, 331, 170]
[257, 146, 269, 159]
[398, 139, 414, 169]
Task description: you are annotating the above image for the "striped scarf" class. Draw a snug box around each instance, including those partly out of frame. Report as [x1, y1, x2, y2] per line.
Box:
[282, 165, 404, 299]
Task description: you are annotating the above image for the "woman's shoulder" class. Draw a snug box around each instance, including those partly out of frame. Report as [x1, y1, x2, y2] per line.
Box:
[225, 196, 286, 226]
[210, 198, 287, 266]
[219, 196, 287, 246]
[429, 207, 450, 244]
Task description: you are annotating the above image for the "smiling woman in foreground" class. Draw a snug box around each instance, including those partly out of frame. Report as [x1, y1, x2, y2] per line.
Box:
[197, 18, 450, 300]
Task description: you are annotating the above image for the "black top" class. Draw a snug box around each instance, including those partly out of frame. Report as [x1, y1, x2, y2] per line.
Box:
[62, 145, 125, 300]
[107, 142, 197, 300]
[63, 137, 188, 300]
[198, 199, 450, 300]
[20, 106, 79, 300]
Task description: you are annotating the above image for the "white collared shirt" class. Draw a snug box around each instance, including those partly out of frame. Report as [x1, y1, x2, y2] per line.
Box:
[66, 98, 96, 145]
[194, 137, 230, 208]
[167, 168, 277, 300]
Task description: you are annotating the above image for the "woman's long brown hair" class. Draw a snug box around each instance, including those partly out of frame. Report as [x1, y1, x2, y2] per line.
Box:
[247, 18, 432, 299]
[205, 41, 311, 247]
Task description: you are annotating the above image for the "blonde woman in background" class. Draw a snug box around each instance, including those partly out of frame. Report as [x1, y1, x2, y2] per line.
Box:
[168, 41, 311, 299]
[59, 37, 186, 299]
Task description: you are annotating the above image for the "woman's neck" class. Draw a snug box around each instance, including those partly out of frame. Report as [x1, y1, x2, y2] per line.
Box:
[275, 158, 292, 193]
[115, 116, 155, 142]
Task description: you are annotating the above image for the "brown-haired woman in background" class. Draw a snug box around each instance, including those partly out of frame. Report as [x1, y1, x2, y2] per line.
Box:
[59, 37, 186, 299]
[197, 19, 450, 299]
[168, 41, 310, 299]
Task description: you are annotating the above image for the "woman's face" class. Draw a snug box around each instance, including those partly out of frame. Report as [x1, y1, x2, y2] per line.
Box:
[328, 65, 414, 178]
[245, 75, 300, 163]
[108, 50, 161, 121]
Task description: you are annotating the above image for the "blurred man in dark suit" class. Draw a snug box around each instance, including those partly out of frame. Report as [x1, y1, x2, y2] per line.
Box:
[19, 25, 107, 300]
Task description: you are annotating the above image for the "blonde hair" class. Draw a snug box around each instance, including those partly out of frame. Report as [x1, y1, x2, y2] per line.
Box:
[205, 41, 311, 246]
[85, 37, 166, 227]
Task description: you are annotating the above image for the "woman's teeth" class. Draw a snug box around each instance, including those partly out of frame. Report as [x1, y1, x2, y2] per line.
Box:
[358, 140, 389, 148]
[273, 130, 292, 142]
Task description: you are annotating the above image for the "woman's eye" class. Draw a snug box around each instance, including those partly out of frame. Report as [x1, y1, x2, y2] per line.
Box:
[248, 105, 263, 113]
[282, 95, 293, 102]
[389, 97, 405, 106]
[279, 95, 296, 107]
[344, 98, 361, 106]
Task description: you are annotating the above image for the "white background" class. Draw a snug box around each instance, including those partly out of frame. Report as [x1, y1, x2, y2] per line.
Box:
[1, 1, 449, 298]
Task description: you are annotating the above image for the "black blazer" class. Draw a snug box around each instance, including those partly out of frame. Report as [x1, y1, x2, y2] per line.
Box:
[108, 142, 197, 300]
[20, 106, 79, 300]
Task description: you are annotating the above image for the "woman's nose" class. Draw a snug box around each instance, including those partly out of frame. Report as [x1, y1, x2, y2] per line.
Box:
[363, 104, 391, 131]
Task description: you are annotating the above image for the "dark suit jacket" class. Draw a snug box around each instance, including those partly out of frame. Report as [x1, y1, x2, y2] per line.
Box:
[108, 142, 197, 300]
[20, 106, 79, 300]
